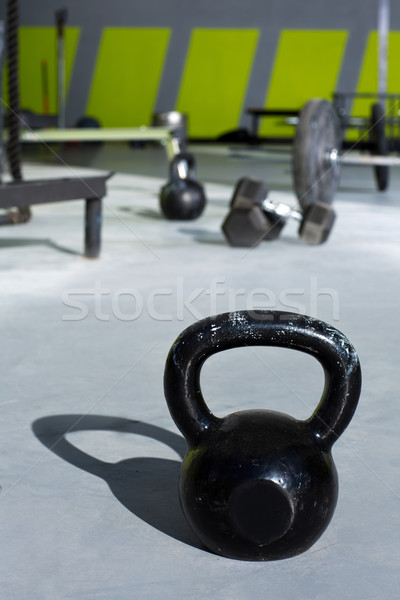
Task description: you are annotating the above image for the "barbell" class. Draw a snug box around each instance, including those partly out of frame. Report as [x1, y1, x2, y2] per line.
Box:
[18, 123, 207, 220]
[292, 98, 400, 204]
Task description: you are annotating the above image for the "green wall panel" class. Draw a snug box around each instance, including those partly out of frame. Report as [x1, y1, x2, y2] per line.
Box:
[176, 29, 259, 138]
[260, 30, 348, 137]
[86, 28, 170, 127]
[3, 27, 80, 116]
[349, 32, 400, 139]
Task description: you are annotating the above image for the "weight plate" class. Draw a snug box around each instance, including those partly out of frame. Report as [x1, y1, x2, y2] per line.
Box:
[293, 99, 342, 210]
[369, 102, 390, 191]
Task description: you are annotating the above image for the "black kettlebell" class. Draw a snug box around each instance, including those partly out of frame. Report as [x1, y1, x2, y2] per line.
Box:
[164, 311, 362, 561]
[160, 152, 206, 220]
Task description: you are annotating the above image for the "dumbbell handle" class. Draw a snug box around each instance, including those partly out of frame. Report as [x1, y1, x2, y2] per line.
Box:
[262, 199, 302, 222]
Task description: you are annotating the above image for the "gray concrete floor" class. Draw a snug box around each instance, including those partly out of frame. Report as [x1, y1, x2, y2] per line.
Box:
[1, 142, 399, 599]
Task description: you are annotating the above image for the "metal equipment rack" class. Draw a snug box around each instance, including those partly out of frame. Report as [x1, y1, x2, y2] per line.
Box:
[333, 92, 400, 153]
[0, 0, 112, 259]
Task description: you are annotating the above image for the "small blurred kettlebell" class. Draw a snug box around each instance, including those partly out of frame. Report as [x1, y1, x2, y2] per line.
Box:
[159, 152, 206, 220]
[164, 311, 361, 561]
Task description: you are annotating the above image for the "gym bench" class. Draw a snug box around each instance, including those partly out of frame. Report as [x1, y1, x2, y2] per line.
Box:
[0, 173, 112, 258]
[246, 107, 300, 138]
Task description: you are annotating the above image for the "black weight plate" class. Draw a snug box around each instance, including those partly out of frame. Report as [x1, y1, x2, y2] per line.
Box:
[74, 115, 102, 148]
[75, 116, 101, 128]
[369, 102, 390, 191]
[293, 99, 342, 210]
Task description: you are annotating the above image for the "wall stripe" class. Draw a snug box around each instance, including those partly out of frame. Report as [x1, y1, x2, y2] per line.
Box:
[86, 28, 170, 127]
[352, 31, 400, 116]
[260, 29, 348, 137]
[3, 27, 80, 116]
[176, 29, 259, 138]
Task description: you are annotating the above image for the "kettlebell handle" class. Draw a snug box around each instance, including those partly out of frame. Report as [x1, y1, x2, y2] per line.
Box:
[164, 311, 361, 448]
[170, 152, 196, 180]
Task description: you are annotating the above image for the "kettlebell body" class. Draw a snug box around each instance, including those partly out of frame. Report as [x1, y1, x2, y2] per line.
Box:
[164, 311, 361, 561]
[160, 152, 206, 220]
[179, 410, 338, 560]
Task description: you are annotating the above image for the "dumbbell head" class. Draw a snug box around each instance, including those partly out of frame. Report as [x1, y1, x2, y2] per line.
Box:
[233, 177, 287, 240]
[299, 202, 336, 245]
[222, 205, 270, 247]
[222, 176, 287, 247]
[261, 209, 287, 241]
[230, 177, 269, 209]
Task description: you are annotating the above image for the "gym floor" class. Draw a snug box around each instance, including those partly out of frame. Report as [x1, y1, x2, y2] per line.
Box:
[1, 141, 399, 599]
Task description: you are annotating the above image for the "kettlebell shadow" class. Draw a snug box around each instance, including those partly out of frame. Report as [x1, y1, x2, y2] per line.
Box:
[31, 414, 203, 550]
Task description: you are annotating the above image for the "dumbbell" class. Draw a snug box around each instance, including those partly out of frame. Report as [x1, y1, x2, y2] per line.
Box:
[221, 177, 336, 248]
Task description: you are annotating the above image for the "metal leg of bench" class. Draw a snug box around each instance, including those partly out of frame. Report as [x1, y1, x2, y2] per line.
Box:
[85, 197, 102, 258]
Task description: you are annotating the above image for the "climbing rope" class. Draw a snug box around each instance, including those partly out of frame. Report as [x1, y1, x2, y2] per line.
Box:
[1, 0, 31, 225]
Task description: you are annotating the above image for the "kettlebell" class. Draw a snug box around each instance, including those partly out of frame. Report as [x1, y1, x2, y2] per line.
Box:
[160, 152, 206, 220]
[164, 311, 362, 561]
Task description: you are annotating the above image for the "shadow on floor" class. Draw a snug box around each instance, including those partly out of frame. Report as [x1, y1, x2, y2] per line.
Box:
[131, 208, 164, 220]
[116, 207, 166, 220]
[32, 414, 204, 551]
[178, 227, 226, 245]
[0, 237, 80, 256]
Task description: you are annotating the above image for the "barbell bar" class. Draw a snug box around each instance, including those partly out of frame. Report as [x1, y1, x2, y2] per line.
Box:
[17, 125, 179, 158]
[18, 126, 172, 142]
[328, 150, 400, 167]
